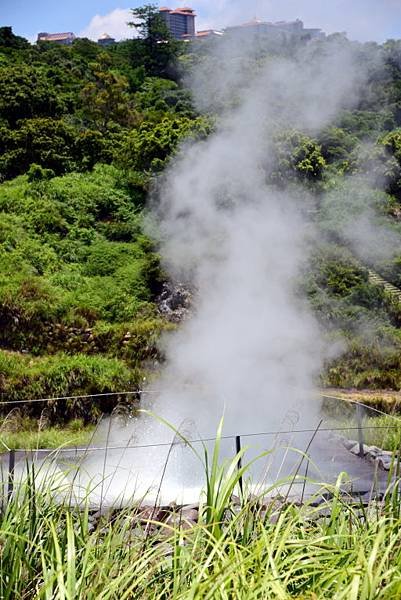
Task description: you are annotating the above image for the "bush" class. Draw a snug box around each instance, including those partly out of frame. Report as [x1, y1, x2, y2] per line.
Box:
[270, 130, 327, 185]
[119, 115, 212, 172]
[0, 350, 140, 423]
[0, 166, 165, 359]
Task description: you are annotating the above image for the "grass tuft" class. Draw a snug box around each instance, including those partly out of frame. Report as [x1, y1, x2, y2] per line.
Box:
[0, 423, 400, 597]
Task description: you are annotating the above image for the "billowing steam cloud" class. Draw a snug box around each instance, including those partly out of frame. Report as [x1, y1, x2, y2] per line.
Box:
[146, 37, 364, 430]
[79, 36, 372, 504]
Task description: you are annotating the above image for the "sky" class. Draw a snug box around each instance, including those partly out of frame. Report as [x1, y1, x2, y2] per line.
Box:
[1, 0, 401, 44]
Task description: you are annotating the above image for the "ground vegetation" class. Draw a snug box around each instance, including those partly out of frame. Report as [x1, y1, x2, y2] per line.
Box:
[3, 20, 401, 429]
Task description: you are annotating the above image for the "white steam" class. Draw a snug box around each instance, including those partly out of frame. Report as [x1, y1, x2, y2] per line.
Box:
[78, 36, 371, 505]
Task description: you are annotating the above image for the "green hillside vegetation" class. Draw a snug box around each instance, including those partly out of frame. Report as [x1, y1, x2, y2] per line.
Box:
[0, 16, 209, 425]
[3, 16, 401, 432]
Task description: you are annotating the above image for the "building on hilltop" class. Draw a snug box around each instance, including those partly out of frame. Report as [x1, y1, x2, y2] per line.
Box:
[159, 7, 196, 40]
[225, 18, 277, 36]
[274, 19, 304, 33]
[194, 29, 224, 40]
[97, 33, 116, 47]
[301, 27, 326, 41]
[37, 32, 76, 45]
[225, 18, 325, 41]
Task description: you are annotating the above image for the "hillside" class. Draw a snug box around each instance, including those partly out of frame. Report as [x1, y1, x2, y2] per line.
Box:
[2, 22, 401, 427]
[0, 21, 209, 424]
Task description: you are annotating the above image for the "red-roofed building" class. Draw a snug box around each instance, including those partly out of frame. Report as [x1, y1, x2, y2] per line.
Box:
[37, 32, 76, 45]
[195, 30, 224, 40]
[159, 7, 196, 40]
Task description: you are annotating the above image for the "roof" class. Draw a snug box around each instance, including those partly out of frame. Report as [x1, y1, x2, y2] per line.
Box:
[196, 30, 224, 37]
[237, 19, 266, 28]
[171, 9, 196, 16]
[160, 6, 196, 15]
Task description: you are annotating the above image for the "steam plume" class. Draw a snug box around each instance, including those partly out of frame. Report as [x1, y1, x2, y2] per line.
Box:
[81, 34, 370, 504]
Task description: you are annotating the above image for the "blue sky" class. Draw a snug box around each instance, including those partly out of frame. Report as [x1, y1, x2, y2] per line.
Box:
[1, 1, 401, 43]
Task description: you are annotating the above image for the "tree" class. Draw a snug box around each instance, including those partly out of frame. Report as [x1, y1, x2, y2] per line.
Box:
[80, 56, 136, 131]
[318, 127, 358, 163]
[0, 118, 77, 180]
[0, 26, 30, 49]
[0, 64, 63, 126]
[71, 37, 101, 61]
[379, 130, 401, 197]
[135, 77, 195, 116]
[128, 4, 180, 77]
[129, 4, 170, 40]
[119, 115, 211, 172]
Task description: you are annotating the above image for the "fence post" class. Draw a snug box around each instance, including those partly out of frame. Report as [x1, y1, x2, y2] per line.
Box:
[356, 404, 365, 458]
[301, 453, 310, 504]
[235, 435, 244, 496]
[7, 449, 15, 503]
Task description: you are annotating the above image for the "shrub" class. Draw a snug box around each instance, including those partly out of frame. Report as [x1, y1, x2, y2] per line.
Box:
[0, 351, 140, 423]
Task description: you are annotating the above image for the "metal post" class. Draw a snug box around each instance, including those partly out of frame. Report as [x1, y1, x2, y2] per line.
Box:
[356, 404, 365, 458]
[301, 453, 310, 504]
[8, 449, 15, 503]
[235, 435, 244, 496]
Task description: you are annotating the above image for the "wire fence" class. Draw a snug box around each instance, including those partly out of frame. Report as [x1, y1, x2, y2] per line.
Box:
[1, 390, 401, 505]
[1, 424, 400, 455]
[0, 411, 400, 508]
[0, 389, 399, 414]
[0, 390, 401, 452]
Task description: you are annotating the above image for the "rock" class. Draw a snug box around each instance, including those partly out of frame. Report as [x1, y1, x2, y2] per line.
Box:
[165, 513, 196, 529]
[364, 446, 381, 457]
[136, 506, 165, 524]
[157, 282, 192, 323]
[180, 508, 198, 522]
[181, 503, 199, 511]
[349, 444, 364, 456]
[90, 507, 113, 521]
[367, 453, 379, 465]
[376, 456, 393, 471]
[342, 439, 358, 451]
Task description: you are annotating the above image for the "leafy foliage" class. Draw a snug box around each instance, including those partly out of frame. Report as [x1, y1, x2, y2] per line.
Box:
[270, 130, 327, 184]
[4, 20, 401, 413]
[0, 165, 170, 410]
[120, 115, 212, 171]
[80, 56, 137, 131]
[0, 350, 138, 422]
[0, 26, 30, 49]
[0, 64, 63, 126]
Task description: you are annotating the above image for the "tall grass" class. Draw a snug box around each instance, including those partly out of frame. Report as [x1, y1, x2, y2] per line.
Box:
[1, 429, 401, 598]
[0, 417, 94, 451]
[359, 414, 401, 451]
